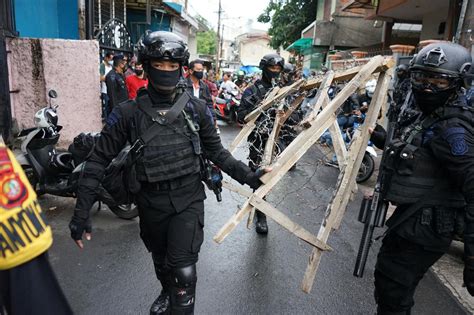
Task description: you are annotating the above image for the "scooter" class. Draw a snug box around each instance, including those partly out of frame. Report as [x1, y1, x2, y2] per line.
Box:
[12, 90, 138, 219]
[345, 118, 377, 183]
[214, 89, 241, 123]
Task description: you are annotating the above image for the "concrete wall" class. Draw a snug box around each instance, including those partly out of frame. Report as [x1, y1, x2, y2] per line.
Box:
[239, 38, 290, 66]
[420, 7, 449, 40]
[7, 38, 102, 148]
[314, 16, 383, 47]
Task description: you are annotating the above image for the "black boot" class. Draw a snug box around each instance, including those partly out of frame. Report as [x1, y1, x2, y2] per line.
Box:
[150, 290, 170, 315]
[255, 210, 268, 234]
[151, 253, 171, 315]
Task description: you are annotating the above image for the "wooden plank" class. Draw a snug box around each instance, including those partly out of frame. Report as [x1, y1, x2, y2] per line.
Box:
[332, 69, 392, 228]
[322, 96, 348, 169]
[300, 71, 335, 127]
[244, 80, 305, 122]
[300, 69, 393, 293]
[222, 181, 332, 251]
[228, 119, 256, 154]
[302, 57, 395, 91]
[248, 94, 305, 228]
[227, 86, 281, 154]
[214, 56, 385, 245]
[261, 55, 385, 185]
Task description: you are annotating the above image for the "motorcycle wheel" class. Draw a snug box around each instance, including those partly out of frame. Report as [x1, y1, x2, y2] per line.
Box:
[356, 152, 375, 183]
[108, 203, 139, 220]
[22, 166, 43, 194]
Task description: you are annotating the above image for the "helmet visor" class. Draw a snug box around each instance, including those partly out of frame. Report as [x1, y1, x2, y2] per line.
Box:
[410, 71, 458, 92]
[147, 41, 187, 60]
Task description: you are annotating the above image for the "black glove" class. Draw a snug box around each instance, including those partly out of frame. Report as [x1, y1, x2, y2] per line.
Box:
[246, 168, 266, 190]
[69, 209, 92, 241]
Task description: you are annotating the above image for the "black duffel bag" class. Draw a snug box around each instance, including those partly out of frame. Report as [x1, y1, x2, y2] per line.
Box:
[102, 145, 141, 205]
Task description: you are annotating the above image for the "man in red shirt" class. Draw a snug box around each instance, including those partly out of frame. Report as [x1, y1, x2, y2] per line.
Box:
[125, 61, 148, 99]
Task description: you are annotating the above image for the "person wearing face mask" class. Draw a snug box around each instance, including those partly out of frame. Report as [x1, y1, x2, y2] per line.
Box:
[237, 53, 284, 234]
[105, 54, 129, 116]
[186, 60, 217, 132]
[366, 42, 474, 314]
[68, 31, 268, 315]
[126, 61, 148, 99]
[99, 52, 114, 120]
[236, 54, 284, 125]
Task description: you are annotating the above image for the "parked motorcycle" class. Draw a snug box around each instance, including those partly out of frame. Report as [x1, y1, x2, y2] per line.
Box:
[214, 89, 241, 123]
[12, 90, 138, 219]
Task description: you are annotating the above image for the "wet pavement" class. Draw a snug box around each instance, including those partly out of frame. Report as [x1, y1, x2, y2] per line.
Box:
[43, 122, 468, 314]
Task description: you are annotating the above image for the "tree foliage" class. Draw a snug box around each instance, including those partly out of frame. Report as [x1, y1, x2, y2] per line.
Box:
[197, 30, 217, 55]
[195, 15, 217, 55]
[258, 0, 317, 49]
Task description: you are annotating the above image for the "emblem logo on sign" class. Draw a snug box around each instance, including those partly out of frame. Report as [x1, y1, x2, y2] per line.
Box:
[0, 173, 28, 209]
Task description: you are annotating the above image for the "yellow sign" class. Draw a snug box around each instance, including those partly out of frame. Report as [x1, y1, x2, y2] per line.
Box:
[0, 143, 52, 270]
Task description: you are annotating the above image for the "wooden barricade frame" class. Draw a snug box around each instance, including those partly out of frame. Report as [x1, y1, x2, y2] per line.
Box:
[215, 55, 395, 293]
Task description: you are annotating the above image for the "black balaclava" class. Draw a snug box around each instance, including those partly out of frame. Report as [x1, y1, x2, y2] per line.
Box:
[262, 67, 280, 85]
[135, 69, 144, 76]
[146, 63, 181, 106]
[413, 88, 457, 115]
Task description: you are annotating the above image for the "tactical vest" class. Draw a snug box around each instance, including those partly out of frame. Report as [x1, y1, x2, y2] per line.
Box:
[134, 98, 202, 183]
[383, 103, 472, 207]
[0, 144, 52, 270]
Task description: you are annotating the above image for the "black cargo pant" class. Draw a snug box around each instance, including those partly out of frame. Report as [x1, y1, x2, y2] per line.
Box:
[374, 205, 460, 313]
[136, 178, 205, 313]
[0, 253, 72, 315]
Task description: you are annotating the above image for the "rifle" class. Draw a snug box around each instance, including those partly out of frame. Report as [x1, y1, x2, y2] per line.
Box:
[353, 95, 399, 278]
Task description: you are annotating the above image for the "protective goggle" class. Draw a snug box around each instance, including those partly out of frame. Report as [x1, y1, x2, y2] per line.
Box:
[267, 57, 284, 67]
[410, 71, 459, 92]
[147, 41, 187, 60]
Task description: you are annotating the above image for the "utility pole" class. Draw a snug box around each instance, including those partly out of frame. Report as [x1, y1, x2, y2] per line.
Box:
[215, 0, 223, 77]
[220, 24, 225, 69]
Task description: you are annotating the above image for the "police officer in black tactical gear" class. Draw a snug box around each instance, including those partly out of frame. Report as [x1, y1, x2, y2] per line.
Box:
[68, 31, 266, 315]
[373, 42, 474, 315]
[236, 53, 284, 234]
[280, 63, 296, 87]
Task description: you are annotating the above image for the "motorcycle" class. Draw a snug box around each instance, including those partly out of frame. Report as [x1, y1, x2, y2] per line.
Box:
[12, 90, 138, 220]
[214, 89, 241, 123]
[344, 118, 377, 183]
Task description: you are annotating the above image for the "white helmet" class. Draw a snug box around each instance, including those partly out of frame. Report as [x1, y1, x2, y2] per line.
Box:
[34, 108, 58, 128]
[365, 79, 377, 98]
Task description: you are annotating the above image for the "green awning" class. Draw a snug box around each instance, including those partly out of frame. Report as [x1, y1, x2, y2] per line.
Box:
[286, 38, 313, 52]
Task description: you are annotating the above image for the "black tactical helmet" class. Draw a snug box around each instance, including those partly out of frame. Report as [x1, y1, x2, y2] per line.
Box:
[396, 64, 409, 74]
[259, 53, 285, 70]
[137, 31, 190, 67]
[283, 63, 295, 74]
[409, 42, 472, 88]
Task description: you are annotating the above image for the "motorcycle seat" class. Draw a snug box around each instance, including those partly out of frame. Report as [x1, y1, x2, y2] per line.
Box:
[18, 127, 37, 137]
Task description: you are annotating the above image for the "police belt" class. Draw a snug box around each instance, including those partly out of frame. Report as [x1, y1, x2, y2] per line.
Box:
[142, 173, 201, 191]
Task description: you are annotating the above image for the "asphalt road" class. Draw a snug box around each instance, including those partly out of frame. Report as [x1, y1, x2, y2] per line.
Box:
[43, 122, 468, 314]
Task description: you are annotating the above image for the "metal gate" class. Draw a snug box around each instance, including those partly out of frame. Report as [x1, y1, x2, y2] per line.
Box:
[96, 18, 133, 56]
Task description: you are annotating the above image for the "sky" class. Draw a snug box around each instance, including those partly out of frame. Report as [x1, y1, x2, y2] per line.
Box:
[187, 0, 271, 39]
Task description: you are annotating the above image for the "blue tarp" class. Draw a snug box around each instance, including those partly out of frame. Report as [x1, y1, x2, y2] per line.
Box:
[240, 65, 261, 75]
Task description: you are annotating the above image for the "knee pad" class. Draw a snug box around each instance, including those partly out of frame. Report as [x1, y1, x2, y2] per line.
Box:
[170, 265, 197, 313]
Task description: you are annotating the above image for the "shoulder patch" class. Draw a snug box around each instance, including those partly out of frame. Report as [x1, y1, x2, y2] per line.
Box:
[443, 127, 468, 156]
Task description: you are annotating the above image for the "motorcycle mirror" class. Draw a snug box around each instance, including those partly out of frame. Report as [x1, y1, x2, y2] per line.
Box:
[48, 90, 58, 99]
